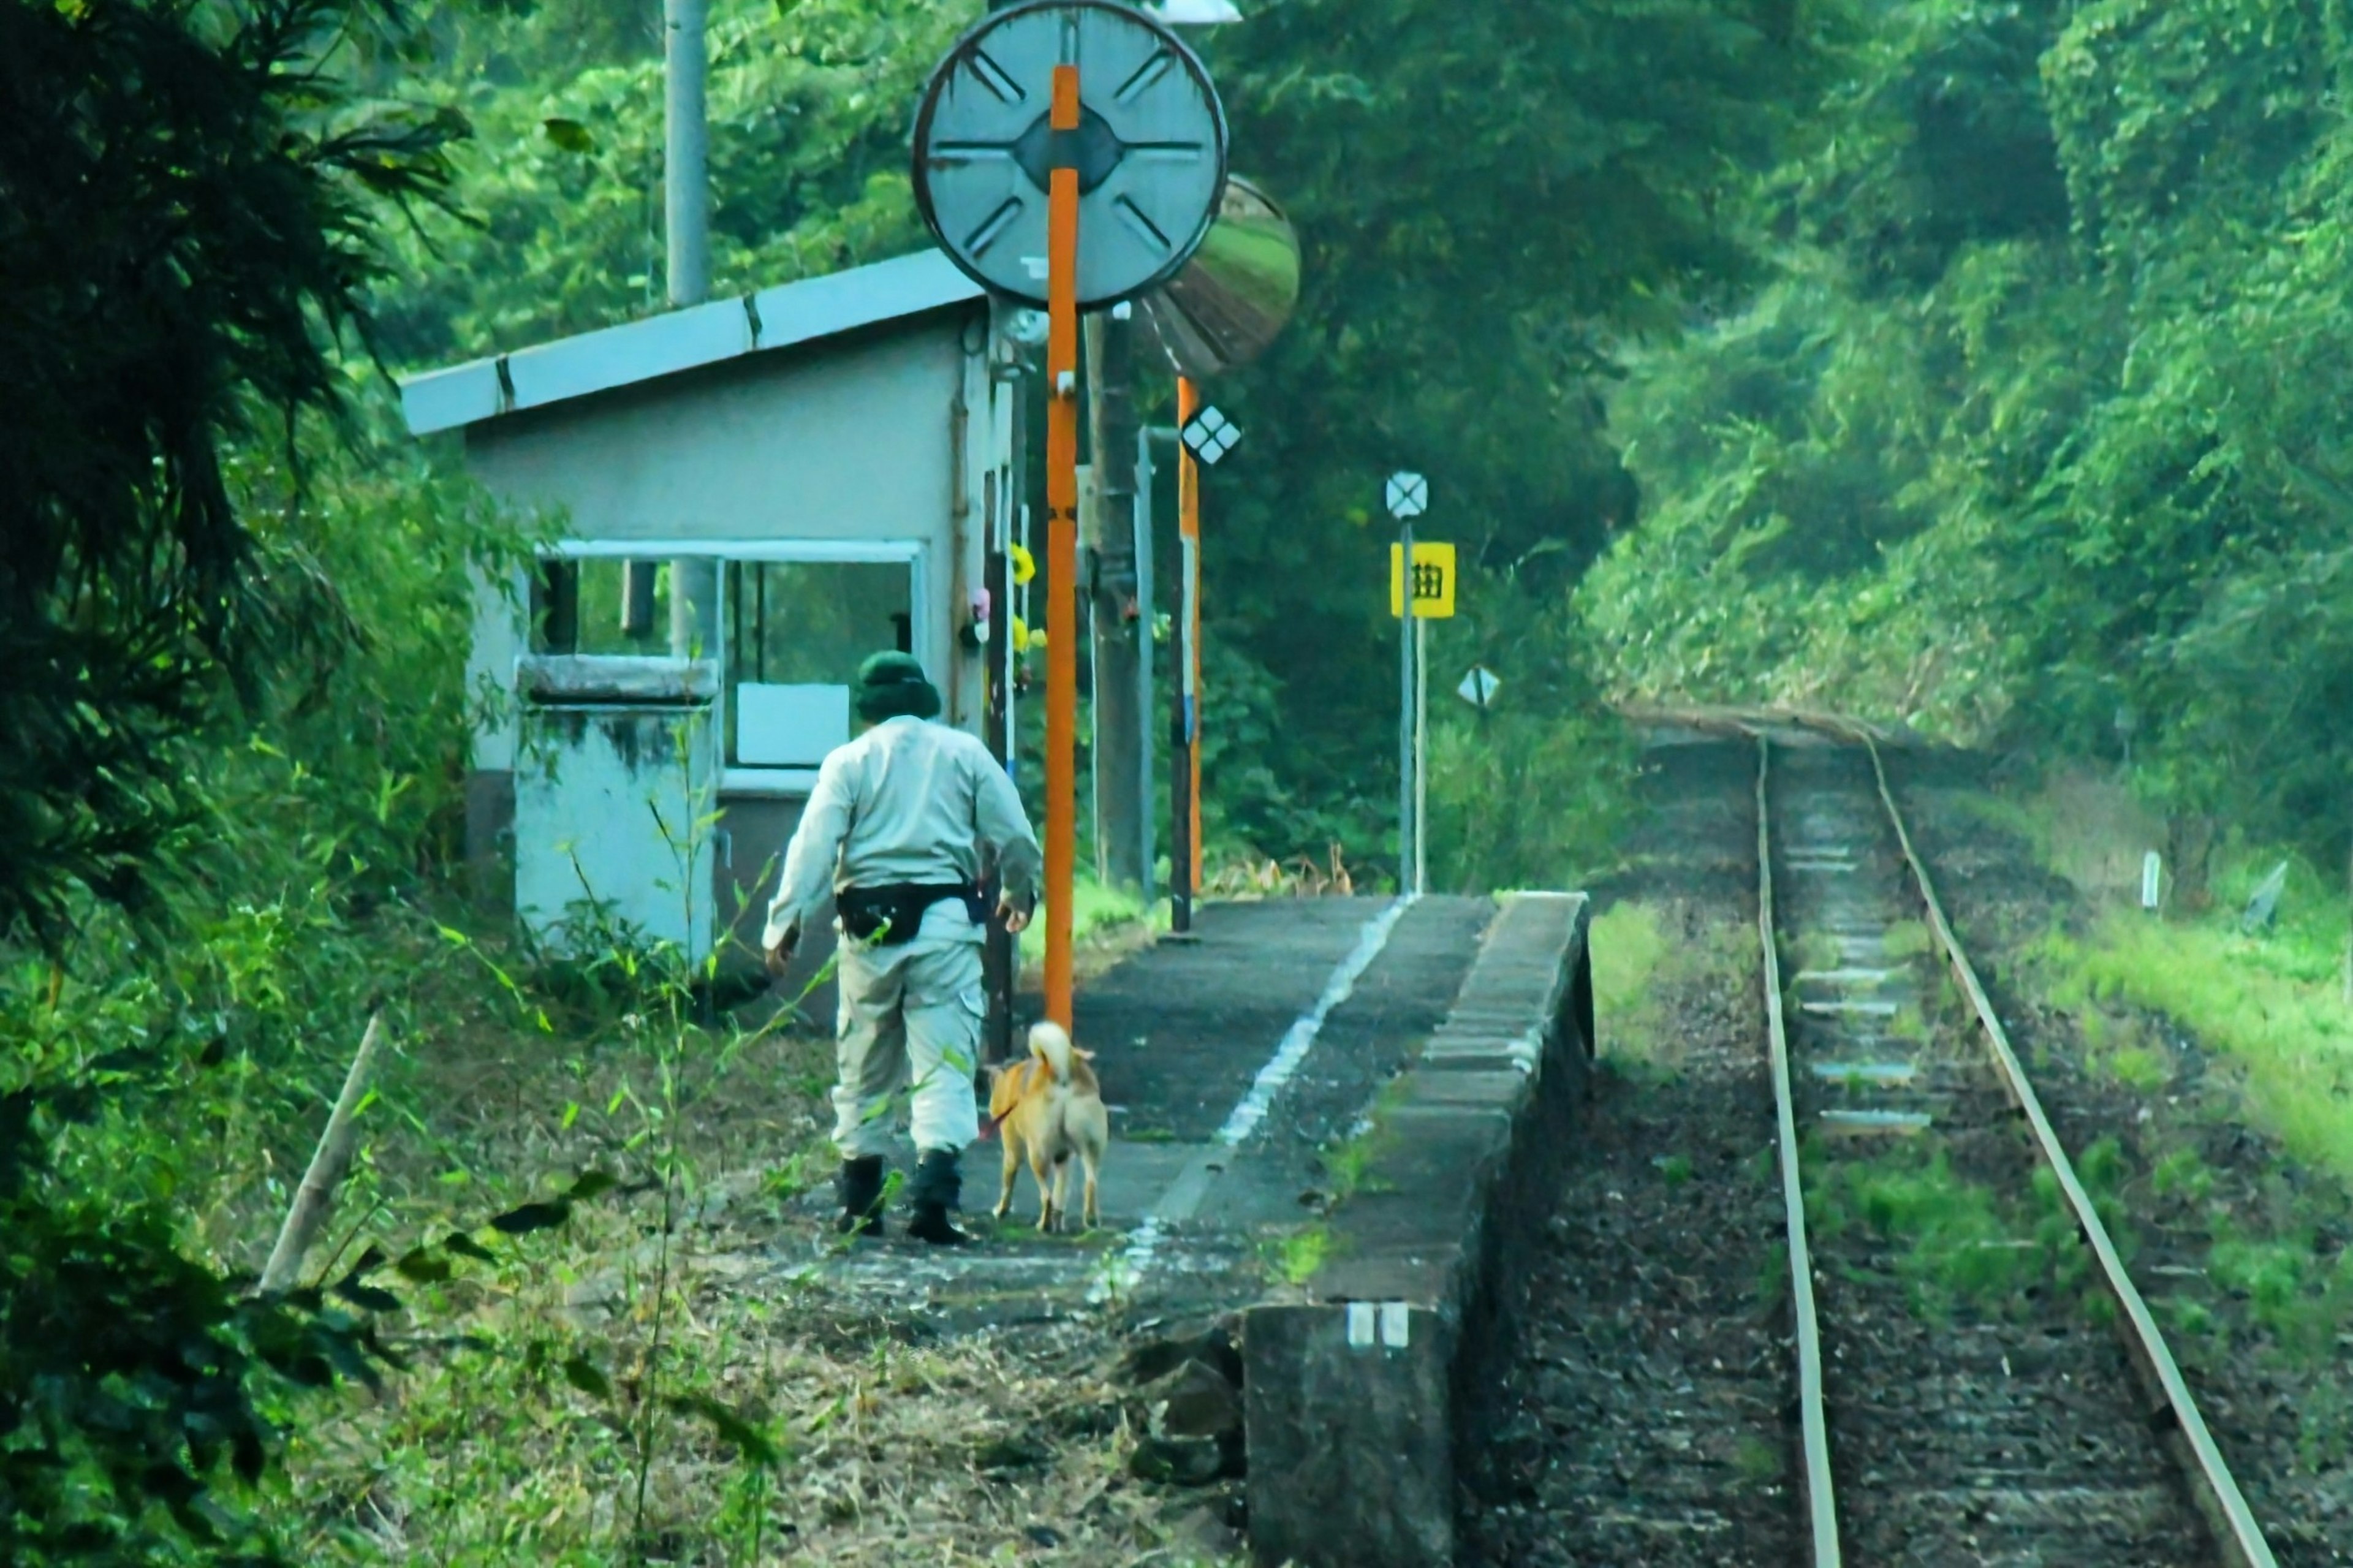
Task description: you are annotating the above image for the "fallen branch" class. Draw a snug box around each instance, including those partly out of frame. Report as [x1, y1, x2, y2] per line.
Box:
[260, 1009, 385, 1294]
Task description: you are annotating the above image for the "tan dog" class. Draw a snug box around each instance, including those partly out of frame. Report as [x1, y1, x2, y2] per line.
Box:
[986, 1021, 1108, 1232]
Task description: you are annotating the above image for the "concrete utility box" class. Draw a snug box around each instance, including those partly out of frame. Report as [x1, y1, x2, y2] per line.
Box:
[398, 251, 1019, 973]
[513, 656, 717, 960]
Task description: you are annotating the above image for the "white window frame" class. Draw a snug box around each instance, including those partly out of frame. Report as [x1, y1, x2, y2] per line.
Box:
[540, 537, 932, 797]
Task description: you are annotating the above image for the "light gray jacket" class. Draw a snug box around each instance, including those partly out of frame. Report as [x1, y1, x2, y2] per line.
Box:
[762, 716, 1041, 949]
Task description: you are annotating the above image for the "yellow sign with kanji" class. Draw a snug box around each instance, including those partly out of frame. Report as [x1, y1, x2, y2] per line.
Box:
[1389, 540, 1457, 618]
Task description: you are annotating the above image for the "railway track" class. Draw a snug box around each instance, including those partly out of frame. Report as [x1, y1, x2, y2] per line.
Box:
[1755, 726, 2277, 1567]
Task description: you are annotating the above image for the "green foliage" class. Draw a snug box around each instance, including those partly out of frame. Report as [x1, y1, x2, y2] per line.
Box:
[0, 0, 542, 1555]
[0, 1074, 390, 1565]
[1270, 1225, 1332, 1287]
[1409, 575, 1644, 889]
[2044, 909, 2353, 1181]
[0, 0, 464, 944]
[1586, 902, 1672, 1062]
[1176, 0, 1821, 869]
[0, 421, 537, 1561]
[366, 0, 959, 366]
[1583, 0, 2353, 863]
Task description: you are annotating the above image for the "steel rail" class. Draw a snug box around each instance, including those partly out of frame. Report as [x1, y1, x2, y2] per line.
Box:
[1755, 737, 1843, 1568]
[1852, 733, 2279, 1568]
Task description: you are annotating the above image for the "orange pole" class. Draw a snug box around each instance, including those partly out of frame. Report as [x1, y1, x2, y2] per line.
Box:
[1177, 374, 1203, 892]
[1044, 64, 1080, 1031]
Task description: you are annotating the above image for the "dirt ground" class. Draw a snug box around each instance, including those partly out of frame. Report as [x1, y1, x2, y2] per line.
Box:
[273, 950, 1259, 1565]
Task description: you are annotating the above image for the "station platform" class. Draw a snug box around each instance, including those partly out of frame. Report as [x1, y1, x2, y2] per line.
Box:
[723, 888, 1593, 1567]
[791, 894, 1499, 1325]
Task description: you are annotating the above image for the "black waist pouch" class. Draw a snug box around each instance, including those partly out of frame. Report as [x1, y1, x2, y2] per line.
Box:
[836, 882, 987, 947]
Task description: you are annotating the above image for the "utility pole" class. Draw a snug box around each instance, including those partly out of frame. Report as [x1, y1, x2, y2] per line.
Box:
[663, 0, 709, 310]
[1086, 303, 1146, 890]
[664, 0, 714, 659]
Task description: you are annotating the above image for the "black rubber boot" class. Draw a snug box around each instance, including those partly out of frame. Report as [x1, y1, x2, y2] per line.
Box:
[904, 1148, 971, 1246]
[835, 1155, 885, 1240]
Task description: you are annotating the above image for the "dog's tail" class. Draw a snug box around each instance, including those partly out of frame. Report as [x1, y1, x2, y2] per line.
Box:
[1027, 1020, 1075, 1083]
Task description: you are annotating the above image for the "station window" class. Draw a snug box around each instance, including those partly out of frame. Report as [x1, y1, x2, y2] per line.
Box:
[529, 558, 673, 655]
[724, 561, 914, 768]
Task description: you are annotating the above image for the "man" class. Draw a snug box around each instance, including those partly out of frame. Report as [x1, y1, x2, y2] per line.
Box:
[763, 651, 1040, 1245]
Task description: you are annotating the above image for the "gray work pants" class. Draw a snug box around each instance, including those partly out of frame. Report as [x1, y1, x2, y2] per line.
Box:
[830, 900, 984, 1159]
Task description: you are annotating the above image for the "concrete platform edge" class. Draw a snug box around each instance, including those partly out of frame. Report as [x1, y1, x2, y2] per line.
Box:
[1243, 892, 1593, 1568]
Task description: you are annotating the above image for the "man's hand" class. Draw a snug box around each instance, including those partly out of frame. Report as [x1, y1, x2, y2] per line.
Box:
[763, 926, 798, 977]
[997, 892, 1034, 936]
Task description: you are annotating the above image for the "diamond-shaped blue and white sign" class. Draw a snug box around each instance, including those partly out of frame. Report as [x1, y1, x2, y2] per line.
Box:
[1181, 405, 1242, 465]
[1457, 665, 1501, 711]
[1385, 471, 1428, 519]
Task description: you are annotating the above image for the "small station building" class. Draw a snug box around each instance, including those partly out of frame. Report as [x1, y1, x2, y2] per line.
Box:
[400, 250, 1018, 966]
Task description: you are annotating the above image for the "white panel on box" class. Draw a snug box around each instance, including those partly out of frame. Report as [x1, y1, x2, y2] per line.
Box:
[515, 705, 715, 963]
[736, 683, 850, 767]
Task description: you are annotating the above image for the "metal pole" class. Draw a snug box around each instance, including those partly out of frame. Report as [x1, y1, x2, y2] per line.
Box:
[1004, 363, 1027, 772]
[1135, 428, 1158, 906]
[1414, 613, 1428, 895]
[1043, 62, 1081, 1031]
[1086, 305, 1144, 892]
[1171, 518, 1197, 934]
[1398, 521, 1415, 893]
[662, 0, 710, 309]
[983, 351, 1021, 1068]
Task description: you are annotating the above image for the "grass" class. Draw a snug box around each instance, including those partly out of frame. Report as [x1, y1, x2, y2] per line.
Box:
[1805, 1142, 2087, 1320]
[1731, 1434, 1783, 1483]
[1588, 901, 1672, 1061]
[1589, 899, 1757, 1064]
[1957, 767, 2353, 1153]
[1322, 1075, 1412, 1202]
[2043, 912, 2353, 1181]
[1924, 770, 2353, 1475]
[2074, 1005, 2170, 1091]
[1018, 873, 1165, 975]
[1880, 918, 1933, 961]
[235, 968, 1248, 1565]
[1938, 766, 2353, 1178]
[37, 881, 1229, 1565]
[1269, 1226, 1332, 1286]
[2207, 1230, 2353, 1363]
[1952, 770, 2162, 903]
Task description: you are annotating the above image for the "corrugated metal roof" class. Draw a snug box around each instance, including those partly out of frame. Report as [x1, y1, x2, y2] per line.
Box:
[398, 249, 985, 436]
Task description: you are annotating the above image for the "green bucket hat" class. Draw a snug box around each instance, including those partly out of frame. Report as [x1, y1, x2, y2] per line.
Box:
[854, 650, 942, 724]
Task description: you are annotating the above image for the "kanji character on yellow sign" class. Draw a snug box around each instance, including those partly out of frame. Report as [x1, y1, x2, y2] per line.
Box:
[1389, 541, 1457, 618]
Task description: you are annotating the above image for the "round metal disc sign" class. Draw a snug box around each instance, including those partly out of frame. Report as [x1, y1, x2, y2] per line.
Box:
[912, 0, 1228, 310]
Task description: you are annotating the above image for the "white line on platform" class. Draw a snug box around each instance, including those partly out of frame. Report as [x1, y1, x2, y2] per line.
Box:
[1090, 896, 1419, 1303]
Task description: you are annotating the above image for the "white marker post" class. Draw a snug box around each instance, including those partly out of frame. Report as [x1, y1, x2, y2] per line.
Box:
[2142, 850, 2162, 912]
[1385, 471, 1428, 894]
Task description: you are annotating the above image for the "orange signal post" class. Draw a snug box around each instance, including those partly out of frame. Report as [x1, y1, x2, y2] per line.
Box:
[1042, 63, 1081, 1032]
[1176, 375, 1203, 898]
